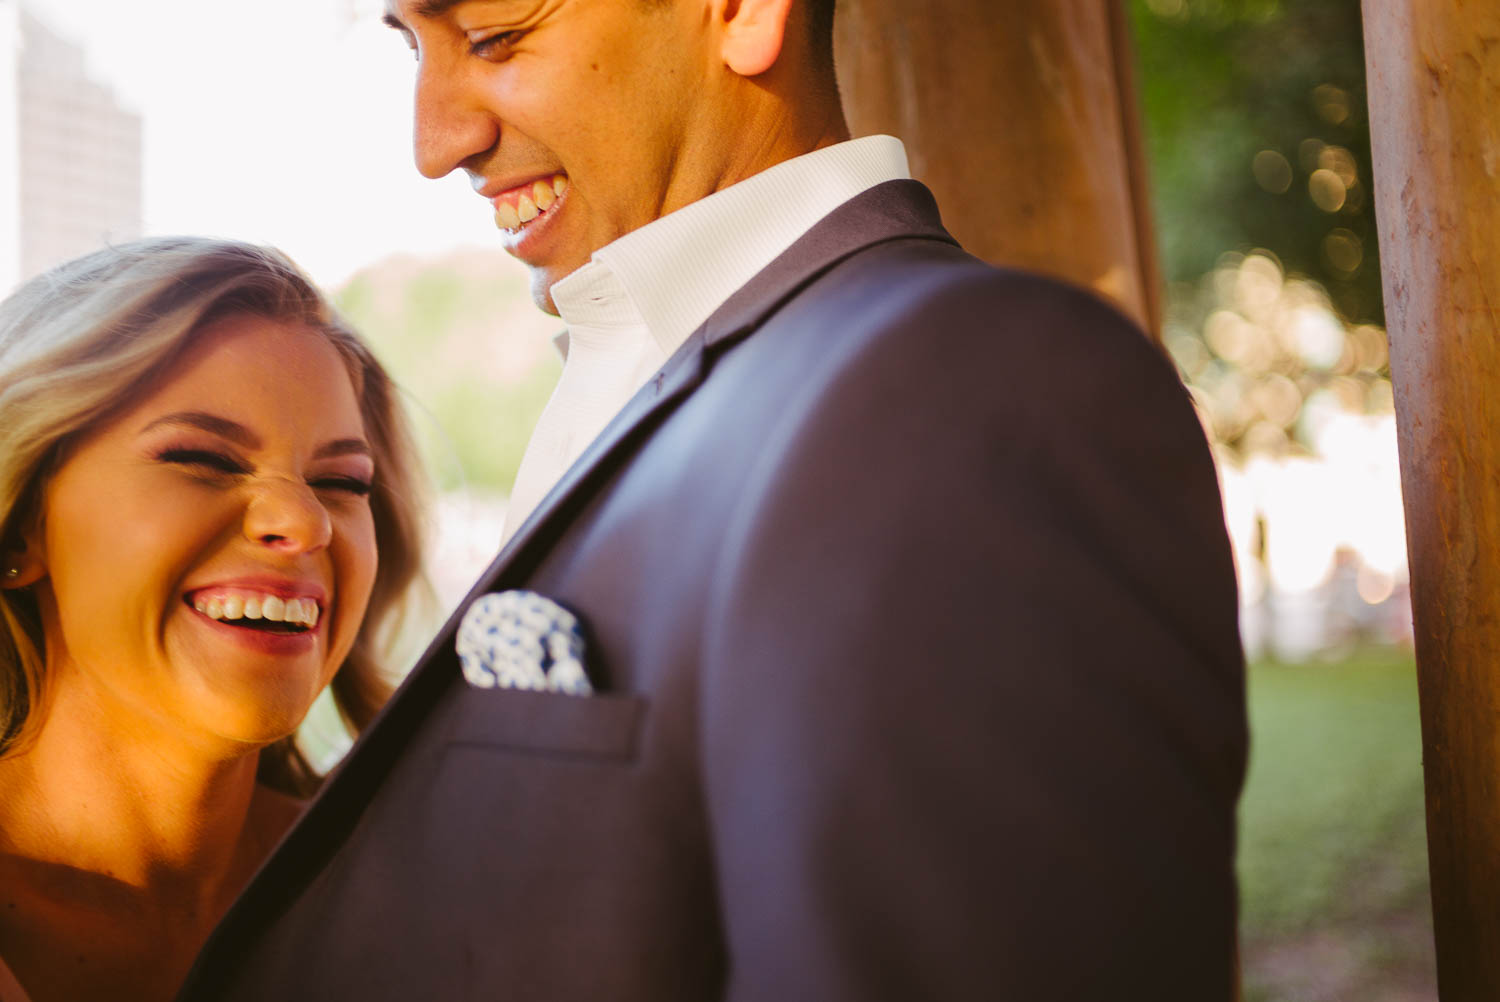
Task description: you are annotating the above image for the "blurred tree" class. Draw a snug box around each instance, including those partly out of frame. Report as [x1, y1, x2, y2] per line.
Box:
[1131, 0, 1380, 325]
[335, 251, 563, 494]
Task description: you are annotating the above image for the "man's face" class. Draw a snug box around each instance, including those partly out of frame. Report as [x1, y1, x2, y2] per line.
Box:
[384, 0, 728, 313]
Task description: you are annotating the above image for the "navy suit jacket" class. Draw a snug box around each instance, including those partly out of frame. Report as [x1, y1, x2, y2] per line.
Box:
[177, 180, 1248, 1001]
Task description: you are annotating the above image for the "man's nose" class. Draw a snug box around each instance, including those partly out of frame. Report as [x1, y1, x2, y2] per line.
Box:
[243, 478, 333, 555]
[413, 57, 500, 180]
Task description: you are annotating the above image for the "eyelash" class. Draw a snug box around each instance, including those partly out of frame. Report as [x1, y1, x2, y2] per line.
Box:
[158, 448, 247, 476]
[469, 30, 523, 60]
[157, 448, 373, 497]
[312, 476, 374, 498]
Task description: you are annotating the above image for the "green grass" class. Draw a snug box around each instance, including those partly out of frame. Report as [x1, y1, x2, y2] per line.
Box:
[1238, 648, 1431, 935]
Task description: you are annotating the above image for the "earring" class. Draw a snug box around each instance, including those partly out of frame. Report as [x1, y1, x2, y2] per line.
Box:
[4, 567, 17, 579]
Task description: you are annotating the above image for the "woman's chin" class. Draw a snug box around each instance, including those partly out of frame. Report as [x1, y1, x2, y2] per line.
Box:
[176, 684, 324, 757]
[164, 636, 334, 748]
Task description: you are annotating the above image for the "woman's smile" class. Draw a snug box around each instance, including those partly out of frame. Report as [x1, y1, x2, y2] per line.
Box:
[185, 580, 328, 654]
[190, 592, 322, 632]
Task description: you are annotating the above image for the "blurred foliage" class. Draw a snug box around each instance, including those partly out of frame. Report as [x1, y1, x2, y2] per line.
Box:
[1130, 0, 1380, 326]
[1165, 250, 1392, 458]
[335, 253, 561, 494]
[1131, 0, 1390, 462]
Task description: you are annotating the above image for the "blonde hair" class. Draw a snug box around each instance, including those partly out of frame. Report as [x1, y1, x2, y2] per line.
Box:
[0, 236, 426, 795]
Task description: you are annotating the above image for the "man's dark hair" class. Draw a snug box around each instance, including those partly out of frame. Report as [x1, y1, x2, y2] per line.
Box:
[808, 0, 837, 62]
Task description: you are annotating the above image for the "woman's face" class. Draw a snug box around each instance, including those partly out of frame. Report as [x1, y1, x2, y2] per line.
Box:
[29, 313, 379, 754]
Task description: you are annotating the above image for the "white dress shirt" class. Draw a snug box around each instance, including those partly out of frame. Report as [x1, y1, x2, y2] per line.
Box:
[501, 134, 911, 541]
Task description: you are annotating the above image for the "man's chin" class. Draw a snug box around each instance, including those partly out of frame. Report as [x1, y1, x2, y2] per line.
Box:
[529, 268, 564, 317]
[520, 253, 600, 317]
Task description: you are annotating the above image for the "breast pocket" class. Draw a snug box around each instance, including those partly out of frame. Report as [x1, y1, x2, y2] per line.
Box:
[443, 686, 648, 762]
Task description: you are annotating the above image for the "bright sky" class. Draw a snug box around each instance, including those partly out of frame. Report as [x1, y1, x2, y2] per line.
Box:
[30, 0, 501, 286]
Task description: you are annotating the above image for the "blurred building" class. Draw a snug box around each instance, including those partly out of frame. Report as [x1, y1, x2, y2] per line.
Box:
[0, 0, 141, 294]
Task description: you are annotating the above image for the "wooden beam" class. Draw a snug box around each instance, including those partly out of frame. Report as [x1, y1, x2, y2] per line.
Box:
[834, 0, 1163, 337]
[1363, 1, 1500, 993]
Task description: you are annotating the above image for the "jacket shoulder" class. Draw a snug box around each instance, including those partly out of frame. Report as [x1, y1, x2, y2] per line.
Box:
[760, 238, 1177, 411]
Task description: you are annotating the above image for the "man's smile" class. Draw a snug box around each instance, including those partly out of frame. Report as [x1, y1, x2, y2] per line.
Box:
[488, 174, 569, 232]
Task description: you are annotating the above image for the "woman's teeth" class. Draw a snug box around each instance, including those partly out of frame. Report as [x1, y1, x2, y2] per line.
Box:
[194, 593, 320, 629]
[495, 175, 568, 232]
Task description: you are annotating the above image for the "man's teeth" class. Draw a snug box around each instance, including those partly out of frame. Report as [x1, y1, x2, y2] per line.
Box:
[195, 594, 320, 628]
[494, 175, 567, 232]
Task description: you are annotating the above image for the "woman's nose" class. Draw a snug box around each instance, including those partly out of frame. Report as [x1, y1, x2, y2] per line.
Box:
[243, 478, 333, 554]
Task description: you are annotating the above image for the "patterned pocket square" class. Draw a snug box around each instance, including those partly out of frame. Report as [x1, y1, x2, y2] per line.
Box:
[456, 590, 594, 695]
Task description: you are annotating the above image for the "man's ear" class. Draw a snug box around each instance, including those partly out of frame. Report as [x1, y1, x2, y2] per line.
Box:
[719, 0, 796, 77]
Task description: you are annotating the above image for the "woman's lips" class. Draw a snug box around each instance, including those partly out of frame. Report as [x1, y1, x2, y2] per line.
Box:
[190, 610, 320, 654]
[182, 583, 326, 647]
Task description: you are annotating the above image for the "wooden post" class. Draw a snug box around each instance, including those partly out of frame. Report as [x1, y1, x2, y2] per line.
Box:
[833, 0, 1163, 337]
[1363, 2, 1500, 994]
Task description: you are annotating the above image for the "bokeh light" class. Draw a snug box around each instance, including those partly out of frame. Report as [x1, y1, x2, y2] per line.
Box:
[1165, 250, 1408, 659]
[1253, 149, 1294, 194]
[1309, 168, 1348, 212]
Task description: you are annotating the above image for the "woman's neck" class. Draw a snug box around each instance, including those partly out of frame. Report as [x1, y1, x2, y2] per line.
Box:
[0, 688, 281, 901]
[0, 678, 304, 1002]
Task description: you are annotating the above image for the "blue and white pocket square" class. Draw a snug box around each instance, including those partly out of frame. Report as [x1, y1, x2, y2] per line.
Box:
[456, 590, 594, 695]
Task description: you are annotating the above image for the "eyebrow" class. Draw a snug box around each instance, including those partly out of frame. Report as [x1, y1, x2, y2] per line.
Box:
[141, 411, 258, 448]
[141, 412, 373, 461]
[315, 439, 375, 461]
[382, 0, 464, 29]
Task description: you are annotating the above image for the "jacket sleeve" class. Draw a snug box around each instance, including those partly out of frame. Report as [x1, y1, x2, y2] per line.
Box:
[697, 271, 1248, 1001]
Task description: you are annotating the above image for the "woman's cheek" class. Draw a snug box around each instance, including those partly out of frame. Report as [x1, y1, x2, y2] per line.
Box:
[334, 511, 380, 653]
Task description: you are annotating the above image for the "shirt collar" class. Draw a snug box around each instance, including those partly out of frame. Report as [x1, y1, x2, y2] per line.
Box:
[550, 135, 910, 358]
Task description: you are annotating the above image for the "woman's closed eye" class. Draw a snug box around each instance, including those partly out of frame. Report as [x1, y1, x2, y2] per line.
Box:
[310, 474, 373, 497]
[157, 447, 248, 476]
[158, 448, 371, 498]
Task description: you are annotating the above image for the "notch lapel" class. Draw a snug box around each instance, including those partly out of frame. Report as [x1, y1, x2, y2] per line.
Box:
[489, 334, 709, 584]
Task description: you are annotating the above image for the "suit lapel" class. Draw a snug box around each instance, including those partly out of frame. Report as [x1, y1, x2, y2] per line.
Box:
[177, 179, 957, 995]
[699, 178, 956, 351]
[489, 334, 709, 582]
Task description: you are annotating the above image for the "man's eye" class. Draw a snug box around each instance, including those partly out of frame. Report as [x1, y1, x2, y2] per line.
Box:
[158, 448, 247, 476]
[469, 30, 523, 60]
